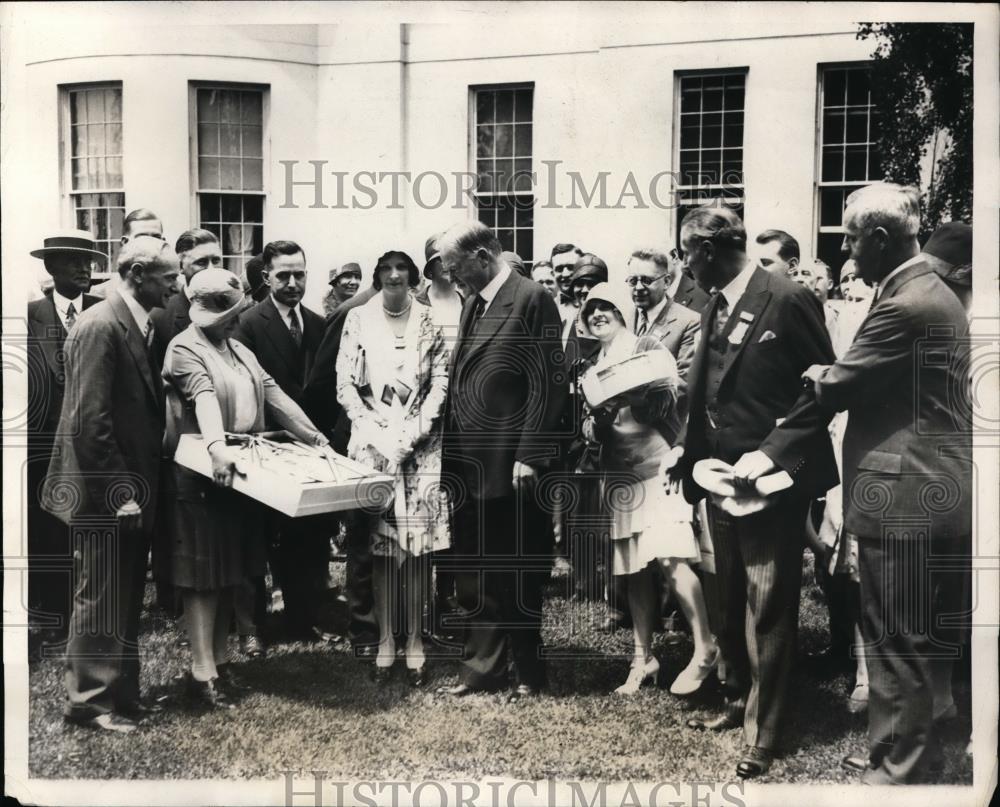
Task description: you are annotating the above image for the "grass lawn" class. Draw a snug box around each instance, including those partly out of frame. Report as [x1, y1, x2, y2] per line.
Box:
[28, 561, 973, 784]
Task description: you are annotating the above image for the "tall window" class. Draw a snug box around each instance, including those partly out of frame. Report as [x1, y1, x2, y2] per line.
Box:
[193, 85, 266, 274]
[674, 70, 746, 246]
[472, 85, 534, 263]
[816, 65, 880, 279]
[62, 83, 125, 269]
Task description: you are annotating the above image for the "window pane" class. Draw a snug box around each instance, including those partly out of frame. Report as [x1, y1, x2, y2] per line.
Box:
[867, 146, 881, 180]
[680, 82, 702, 114]
[199, 123, 219, 155]
[71, 126, 87, 158]
[679, 152, 700, 187]
[220, 91, 240, 124]
[71, 92, 87, 125]
[844, 145, 867, 181]
[478, 203, 495, 227]
[701, 112, 722, 148]
[515, 90, 532, 123]
[476, 92, 493, 125]
[76, 208, 91, 231]
[220, 124, 241, 157]
[497, 199, 515, 228]
[516, 233, 533, 263]
[700, 150, 721, 185]
[722, 148, 743, 176]
[817, 232, 847, 282]
[200, 194, 219, 222]
[516, 203, 534, 229]
[825, 70, 847, 107]
[198, 89, 219, 123]
[514, 123, 531, 156]
[702, 84, 723, 112]
[477, 159, 494, 193]
[820, 188, 844, 227]
[86, 91, 104, 123]
[240, 125, 262, 158]
[94, 207, 109, 239]
[845, 109, 868, 143]
[87, 124, 103, 157]
[244, 195, 264, 222]
[823, 110, 845, 145]
[723, 120, 743, 148]
[821, 146, 844, 182]
[107, 123, 122, 155]
[71, 160, 84, 190]
[221, 194, 242, 222]
[846, 70, 870, 106]
[680, 117, 700, 150]
[495, 124, 513, 158]
[495, 159, 514, 192]
[219, 157, 242, 190]
[477, 125, 494, 158]
[724, 80, 745, 111]
[514, 158, 532, 192]
[495, 91, 514, 123]
[105, 157, 123, 188]
[497, 228, 515, 252]
[241, 91, 262, 124]
[243, 159, 263, 191]
[199, 156, 220, 188]
[107, 90, 122, 123]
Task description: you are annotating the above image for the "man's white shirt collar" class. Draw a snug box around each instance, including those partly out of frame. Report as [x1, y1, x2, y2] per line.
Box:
[478, 264, 512, 314]
[52, 289, 84, 329]
[876, 254, 922, 301]
[117, 287, 150, 336]
[637, 295, 668, 330]
[272, 295, 302, 329]
[716, 262, 754, 310]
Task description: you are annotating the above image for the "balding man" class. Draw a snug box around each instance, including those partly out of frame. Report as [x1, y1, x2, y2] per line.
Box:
[805, 184, 972, 784]
[439, 222, 567, 699]
[44, 236, 180, 733]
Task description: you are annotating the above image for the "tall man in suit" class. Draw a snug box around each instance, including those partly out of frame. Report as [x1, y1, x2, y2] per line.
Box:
[664, 205, 838, 779]
[235, 240, 330, 641]
[668, 247, 713, 315]
[804, 184, 972, 785]
[26, 230, 104, 644]
[89, 209, 164, 299]
[439, 221, 567, 699]
[44, 236, 180, 733]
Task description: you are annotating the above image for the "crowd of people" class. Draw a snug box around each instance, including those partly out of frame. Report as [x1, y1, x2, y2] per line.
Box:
[25, 182, 973, 783]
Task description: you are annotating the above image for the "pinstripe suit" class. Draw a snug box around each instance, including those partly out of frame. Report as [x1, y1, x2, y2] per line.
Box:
[680, 266, 838, 751]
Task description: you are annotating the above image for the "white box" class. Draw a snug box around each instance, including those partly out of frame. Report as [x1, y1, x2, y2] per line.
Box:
[174, 433, 394, 517]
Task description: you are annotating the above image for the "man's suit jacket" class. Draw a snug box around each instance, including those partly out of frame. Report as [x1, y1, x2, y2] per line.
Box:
[680, 266, 838, 503]
[303, 285, 378, 447]
[673, 272, 712, 314]
[43, 292, 165, 529]
[815, 259, 971, 540]
[443, 271, 568, 501]
[234, 295, 324, 410]
[150, 290, 191, 365]
[640, 298, 701, 415]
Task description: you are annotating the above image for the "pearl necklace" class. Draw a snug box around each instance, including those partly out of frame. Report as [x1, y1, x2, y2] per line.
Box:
[382, 302, 412, 319]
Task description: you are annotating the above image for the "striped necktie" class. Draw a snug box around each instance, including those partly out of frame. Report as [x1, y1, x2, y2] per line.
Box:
[65, 302, 77, 331]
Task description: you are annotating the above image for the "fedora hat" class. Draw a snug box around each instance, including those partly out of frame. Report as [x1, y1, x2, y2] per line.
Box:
[188, 268, 247, 328]
[30, 228, 107, 264]
[329, 262, 362, 285]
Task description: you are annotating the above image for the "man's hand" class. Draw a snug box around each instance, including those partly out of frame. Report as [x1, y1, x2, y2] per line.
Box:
[512, 461, 538, 492]
[731, 450, 778, 488]
[115, 499, 143, 532]
[660, 445, 685, 492]
[801, 364, 830, 391]
[208, 443, 245, 489]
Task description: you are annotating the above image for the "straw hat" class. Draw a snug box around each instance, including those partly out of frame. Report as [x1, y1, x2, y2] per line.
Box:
[188, 268, 247, 328]
[692, 458, 793, 517]
[30, 228, 107, 264]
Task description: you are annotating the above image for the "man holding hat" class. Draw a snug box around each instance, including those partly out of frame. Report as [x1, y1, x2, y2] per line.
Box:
[26, 230, 105, 645]
[44, 235, 180, 733]
[322, 262, 362, 318]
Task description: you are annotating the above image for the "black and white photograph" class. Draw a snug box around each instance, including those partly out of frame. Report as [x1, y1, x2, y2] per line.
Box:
[2, 2, 998, 806]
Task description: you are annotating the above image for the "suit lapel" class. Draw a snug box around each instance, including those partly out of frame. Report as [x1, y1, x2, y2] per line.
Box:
[647, 299, 678, 343]
[260, 297, 298, 367]
[459, 272, 518, 368]
[34, 296, 68, 378]
[718, 267, 773, 386]
[109, 292, 160, 404]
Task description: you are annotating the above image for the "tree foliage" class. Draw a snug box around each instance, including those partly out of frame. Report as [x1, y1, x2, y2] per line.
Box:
[857, 22, 973, 238]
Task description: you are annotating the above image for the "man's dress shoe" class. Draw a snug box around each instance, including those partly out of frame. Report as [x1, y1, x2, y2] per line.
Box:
[736, 746, 774, 779]
[64, 712, 138, 734]
[186, 676, 235, 710]
[507, 683, 539, 703]
[686, 708, 743, 731]
[841, 754, 868, 773]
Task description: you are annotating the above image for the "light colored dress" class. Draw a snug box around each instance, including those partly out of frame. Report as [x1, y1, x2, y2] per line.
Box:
[582, 332, 699, 576]
[336, 294, 451, 563]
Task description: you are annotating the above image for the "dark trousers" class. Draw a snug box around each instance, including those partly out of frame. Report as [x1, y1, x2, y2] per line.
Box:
[453, 493, 551, 691]
[64, 519, 151, 720]
[342, 509, 377, 646]
[815, 558, 859, 654]
[708, 497, 808, 751]
[857, 533, 969, 784]
[27, 506, 74, 640]
[274, 513, 332, 634]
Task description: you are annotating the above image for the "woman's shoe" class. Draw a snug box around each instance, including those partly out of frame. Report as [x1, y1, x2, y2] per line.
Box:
[186, 675, 235, 710]
[670, 646, 720, 696]
[614, 656, 660, 695]
[407, 666, 428, 688]
[216, 664, 251, 697]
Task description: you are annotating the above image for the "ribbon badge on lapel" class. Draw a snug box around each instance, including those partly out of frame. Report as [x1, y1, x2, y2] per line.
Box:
[727, 311, 755, 346]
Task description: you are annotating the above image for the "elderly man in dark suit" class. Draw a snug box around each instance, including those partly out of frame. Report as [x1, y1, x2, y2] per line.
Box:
[43, 235, 180, 733]
[26, 230, 103, 644]
[438, 221, 567, 699]
[804, 184, 972, 785]
[664, 205, 838, 779]
[234, 240, 331, 641]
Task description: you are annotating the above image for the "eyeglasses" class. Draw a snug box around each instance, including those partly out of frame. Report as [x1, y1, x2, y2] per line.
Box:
[625, 274, 667, 287]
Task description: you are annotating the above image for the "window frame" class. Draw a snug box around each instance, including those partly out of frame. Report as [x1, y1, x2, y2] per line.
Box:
[814, 61, 879, 276]
[468, 82, 535, 264]
[670, 67, 748, 249]
[58, 80, 126, 275]
[188, 81, 269, 271]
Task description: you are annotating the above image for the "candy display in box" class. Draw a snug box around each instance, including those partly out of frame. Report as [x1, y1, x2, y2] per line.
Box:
[580, 350, 677, 407]
[174, 432, 394, 517]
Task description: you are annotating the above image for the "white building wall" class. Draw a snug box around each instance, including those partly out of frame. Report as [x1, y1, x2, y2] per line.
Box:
[3, 8, 875, 314]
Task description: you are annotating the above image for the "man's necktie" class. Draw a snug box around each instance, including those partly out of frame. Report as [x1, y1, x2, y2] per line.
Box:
[636, 309, 649, 337]
[65, 302, 77, 331]
[288, 307, 302, 348]
[466, 295, 486, 336]
[712, 294, 730, 340]
[144, 321, 155, 350]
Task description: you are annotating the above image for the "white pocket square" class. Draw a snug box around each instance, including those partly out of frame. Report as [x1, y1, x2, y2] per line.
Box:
[758, 330, 777, 343]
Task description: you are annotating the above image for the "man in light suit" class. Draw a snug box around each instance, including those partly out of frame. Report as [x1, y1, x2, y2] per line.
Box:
[439, 221, 567, 699]
[664, 205, 838, 779]
[27, 230, 104, 644]
[235, 240, 331, 641]
[44, 236, 180, 733]
[804, 184, 972, 785]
